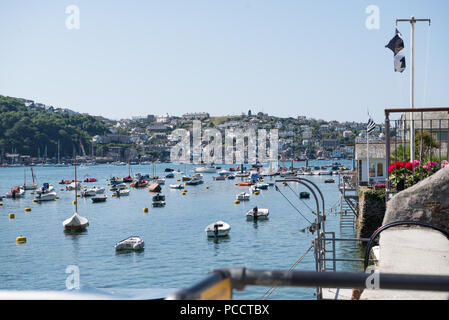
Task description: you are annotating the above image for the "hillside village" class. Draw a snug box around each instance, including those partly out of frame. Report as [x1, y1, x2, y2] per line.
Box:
[2, 97, 382, 164]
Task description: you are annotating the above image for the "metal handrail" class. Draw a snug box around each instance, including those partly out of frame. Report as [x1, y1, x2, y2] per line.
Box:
[166, 267, 449, 300]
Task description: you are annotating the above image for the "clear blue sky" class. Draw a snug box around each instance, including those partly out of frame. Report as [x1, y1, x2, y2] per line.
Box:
[1, 0, 448, 123]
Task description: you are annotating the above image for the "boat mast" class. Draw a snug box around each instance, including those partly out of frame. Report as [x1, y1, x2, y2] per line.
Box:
[74, 154, 78, 213]
[57, 140, 60, 164]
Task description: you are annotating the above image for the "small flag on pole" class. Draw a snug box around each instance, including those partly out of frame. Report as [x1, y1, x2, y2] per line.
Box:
[367, 116, 376, 134]
[385, 28, 406, 73]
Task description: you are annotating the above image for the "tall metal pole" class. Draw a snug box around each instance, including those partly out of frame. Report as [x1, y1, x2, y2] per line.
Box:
[396, 17, 431, 164]
[410, 17, 415, 164]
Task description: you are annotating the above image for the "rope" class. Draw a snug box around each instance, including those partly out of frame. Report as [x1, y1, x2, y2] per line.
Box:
[260, 244, 314, 299]
[275, 185, 313, 224]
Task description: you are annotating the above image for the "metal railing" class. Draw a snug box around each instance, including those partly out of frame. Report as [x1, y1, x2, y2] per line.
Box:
[167, 267, 449, 300]
[385, 107, 449, 199]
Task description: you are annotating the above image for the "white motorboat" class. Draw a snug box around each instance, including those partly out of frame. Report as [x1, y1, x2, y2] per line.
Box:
[63, 212, 89, 231]
[218, 169, 232, 176]
[236, 192, 250, 201]
[169, 184, 184, 189]
[114, 236, 144, 251]
[35, 191, 57, 201]
[246, 207, 269, 220]
[116, 188, 130, 196]
[5, 186, 25, 198]
[319, 170, 332, 175]
[234, 172, 250, 177]
[92, 186, 105, 194]
[111, 183, 127, 191]
[194, 165, 216, 173]
[81, 188, 97, 197]
[36, 183, 55, 195]
[250, 185, 260, 193]
[66, 182, 81, 191]
[205, 221, 231, 238]
[155, 177, 166, 185]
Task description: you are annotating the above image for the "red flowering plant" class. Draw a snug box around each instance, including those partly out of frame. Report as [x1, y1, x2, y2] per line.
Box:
[388, 160, 418, 189]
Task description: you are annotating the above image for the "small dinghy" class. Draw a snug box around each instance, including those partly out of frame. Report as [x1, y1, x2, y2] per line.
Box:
[213, 175, 226, 181]
[324, 179, 335, 183]
[92, 194, 107, 203]
[256, 182, 269, 190]
[165, 172, 175, 178]
[169, 184, 184, 189]
[115, 236, 144, 251]
[236, 192, 250, 201]
[299, 191, 310, 199]
[205, 221, 231, 238]
[63, 212, 89, 231]
[246, 207, 269, 220]
[155, 177, 166, 185]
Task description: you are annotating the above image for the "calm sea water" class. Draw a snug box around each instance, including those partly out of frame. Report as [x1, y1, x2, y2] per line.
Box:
[0, 161, 361, 299]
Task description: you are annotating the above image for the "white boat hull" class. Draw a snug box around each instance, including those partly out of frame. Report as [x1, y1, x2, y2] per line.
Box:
[115, 236, 144, 251]
[205, 221, 231, 238]
[35, 191, 57, 201]
[246, 208, 269, 220]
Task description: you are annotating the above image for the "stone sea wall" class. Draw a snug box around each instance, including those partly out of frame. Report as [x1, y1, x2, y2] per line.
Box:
[356, 187, 386, 239]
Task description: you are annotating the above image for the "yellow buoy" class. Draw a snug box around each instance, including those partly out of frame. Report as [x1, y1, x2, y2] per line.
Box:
[24, 208, 31, 212]
[30, 192, 34, 195]
[72, 200, 77, 205]
[255, 191, 260, 195]
[206, 186, 209, 190]
[33, 199, 38, 203]
[9, 213, 15, 219]
[77, 194, 80, 197]
[111, 193, 116, 197]
[143, 207, 148, 213]
[16, 236, 26, 243]
[0, 201, 3, 206]
[176, 179, 180, 182]
[107, 183, 111, 186]
[234, 200, 240, 204]
[55, 196, 59, 199]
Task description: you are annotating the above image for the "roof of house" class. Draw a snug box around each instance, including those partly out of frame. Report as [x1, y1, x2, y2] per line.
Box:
[355, 142, 386, 159]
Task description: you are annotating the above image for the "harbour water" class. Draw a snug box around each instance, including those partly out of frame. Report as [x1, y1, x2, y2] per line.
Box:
[0, 160, 361, 299]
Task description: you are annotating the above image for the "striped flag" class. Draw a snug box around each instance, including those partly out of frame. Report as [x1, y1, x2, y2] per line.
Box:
[385, 28, 406, 73]
[367, 116, 376, 134]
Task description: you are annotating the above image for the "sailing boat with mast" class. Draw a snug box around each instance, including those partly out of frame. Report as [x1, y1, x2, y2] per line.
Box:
[123, 159, 134, 183]
[63, 154, 89, 231]
[23, 166, 38, 190]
